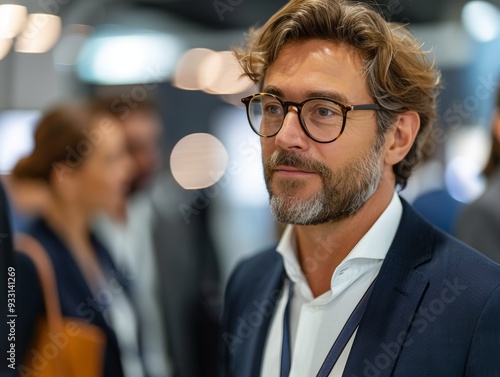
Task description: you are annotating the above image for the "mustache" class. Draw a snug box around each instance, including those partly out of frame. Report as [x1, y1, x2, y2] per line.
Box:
[265, 150, 330, 176]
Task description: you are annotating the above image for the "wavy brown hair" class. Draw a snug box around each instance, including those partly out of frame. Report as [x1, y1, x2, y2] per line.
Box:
[12, 100, 118, 183]
[234, 0, 441, 188]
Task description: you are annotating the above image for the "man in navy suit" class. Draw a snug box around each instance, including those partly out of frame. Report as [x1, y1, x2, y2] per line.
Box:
[220, 1, 500, 376]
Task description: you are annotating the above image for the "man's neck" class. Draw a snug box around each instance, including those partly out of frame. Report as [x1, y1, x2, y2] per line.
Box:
[294, 184, 394, 298]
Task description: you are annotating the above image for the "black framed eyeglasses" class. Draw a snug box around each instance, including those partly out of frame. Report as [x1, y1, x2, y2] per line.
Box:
[241, 93, 382, 143]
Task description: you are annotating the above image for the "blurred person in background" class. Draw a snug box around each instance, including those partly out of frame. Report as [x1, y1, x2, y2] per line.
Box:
[411, 153, 464, 235]
[455, 86, 500, 263]
[1, 100, 147, 377]
[94, 98, 221, 377]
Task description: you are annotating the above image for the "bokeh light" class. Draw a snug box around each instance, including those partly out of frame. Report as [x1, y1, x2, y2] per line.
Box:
[15, 14, 62, 53]
[170, 133, 228, 189]
[173, 48, 216, 90]
[462, 1, 500, 42]
[0, 4, 27, 38]
[199, 50, 253, 95]
[77, 30, 184, 84]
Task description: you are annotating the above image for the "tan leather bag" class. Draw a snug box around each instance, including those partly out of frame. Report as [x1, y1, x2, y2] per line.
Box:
[15, 233, 106, 377]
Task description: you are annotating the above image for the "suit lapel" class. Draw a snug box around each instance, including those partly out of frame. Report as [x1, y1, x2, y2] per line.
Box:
[235, 255, 285, 377]
[343, 200, 433, 377]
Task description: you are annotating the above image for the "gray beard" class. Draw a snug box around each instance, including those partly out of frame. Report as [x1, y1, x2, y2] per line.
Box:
[265, 139, 384, 225]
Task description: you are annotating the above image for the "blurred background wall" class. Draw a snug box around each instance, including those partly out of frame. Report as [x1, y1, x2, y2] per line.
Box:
[1, 0, 500, 282]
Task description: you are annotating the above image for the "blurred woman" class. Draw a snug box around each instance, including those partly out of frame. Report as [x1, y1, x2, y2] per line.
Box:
[456, 87, 500, 263]
[5, 100, 146, 377]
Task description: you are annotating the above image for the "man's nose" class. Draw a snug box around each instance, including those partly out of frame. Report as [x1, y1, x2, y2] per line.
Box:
[274, 107, 310, 151]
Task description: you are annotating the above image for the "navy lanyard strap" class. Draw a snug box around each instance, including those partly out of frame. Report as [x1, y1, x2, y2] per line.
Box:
[280, 280, 295, 377]
[280, 279, 376, 377]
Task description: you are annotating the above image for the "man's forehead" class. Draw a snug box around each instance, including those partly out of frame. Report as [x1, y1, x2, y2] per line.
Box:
[271, 39, 363, 66]
[262, 39, 368, 102]
[261, 85, 351, 104]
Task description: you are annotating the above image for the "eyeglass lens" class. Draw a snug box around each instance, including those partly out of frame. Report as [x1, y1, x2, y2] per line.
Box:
[248, 94, 345, 142]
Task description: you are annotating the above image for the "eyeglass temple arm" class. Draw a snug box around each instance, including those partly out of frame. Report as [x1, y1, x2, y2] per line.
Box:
[349, 104, 381, 111]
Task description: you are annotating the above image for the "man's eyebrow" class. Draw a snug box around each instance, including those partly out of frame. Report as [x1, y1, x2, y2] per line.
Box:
[261, 86, 282, 97]
[260, 87, 351, 105]
[304, 90, 350, 104]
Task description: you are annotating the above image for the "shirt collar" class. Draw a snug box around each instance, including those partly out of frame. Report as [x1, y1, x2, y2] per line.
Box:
[277, 191, 403, 286]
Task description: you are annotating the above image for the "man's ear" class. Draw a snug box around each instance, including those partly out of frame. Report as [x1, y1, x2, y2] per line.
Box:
[493, 110, 500, 143]
[384, 111, 420, 166]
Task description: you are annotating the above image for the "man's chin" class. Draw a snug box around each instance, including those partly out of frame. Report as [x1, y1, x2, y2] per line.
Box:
[270, 180, 321, 199]
[269, 189, 326, 224]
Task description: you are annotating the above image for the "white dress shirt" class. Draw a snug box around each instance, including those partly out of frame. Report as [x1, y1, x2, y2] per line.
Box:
[260, 192, 403, 377]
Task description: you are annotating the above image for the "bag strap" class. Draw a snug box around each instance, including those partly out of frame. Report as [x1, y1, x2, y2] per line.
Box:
[15, 233, 69, 376]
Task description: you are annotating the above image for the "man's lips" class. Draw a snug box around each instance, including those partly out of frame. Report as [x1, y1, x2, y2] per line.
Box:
[273, 165, 317, 176]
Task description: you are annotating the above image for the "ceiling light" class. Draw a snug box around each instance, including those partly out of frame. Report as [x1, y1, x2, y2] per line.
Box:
[15, 13, 61, 53]
[462, 1, 500, 42]
[0, 4, 27, 38]
[77, 29, 185, 85]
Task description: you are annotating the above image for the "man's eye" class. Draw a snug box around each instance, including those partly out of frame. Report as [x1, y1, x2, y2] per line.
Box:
[313, 106, 341, 117]
[264, 104, 283, 115]
[317, 107, 334, 116]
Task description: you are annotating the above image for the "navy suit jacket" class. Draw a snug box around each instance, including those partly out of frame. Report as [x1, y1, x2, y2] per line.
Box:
[220, 199, 500, 377]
